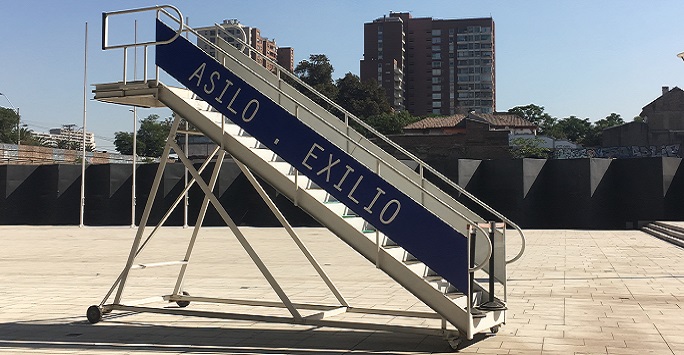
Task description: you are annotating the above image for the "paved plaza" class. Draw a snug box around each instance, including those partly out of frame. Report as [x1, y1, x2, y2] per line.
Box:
[0, 225, 683, 354]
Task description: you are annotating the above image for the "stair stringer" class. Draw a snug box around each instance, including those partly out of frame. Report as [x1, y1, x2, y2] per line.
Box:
[166, 21, 508, 285]
[154, 83, 504, 337]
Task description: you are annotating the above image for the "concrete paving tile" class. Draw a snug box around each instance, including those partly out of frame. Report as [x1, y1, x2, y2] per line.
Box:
[2, 227, 683, 354]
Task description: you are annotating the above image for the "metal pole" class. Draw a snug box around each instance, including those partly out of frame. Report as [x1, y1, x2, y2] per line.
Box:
[113, 116, 182, 305]
[183, 119, 189, 228]
[131, 20, 138, 228]
[80, 22, 88, 228]
[131, 108, 137, 228]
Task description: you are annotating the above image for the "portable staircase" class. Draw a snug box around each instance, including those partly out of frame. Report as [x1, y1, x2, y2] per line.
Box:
[88, 6, 525, 347]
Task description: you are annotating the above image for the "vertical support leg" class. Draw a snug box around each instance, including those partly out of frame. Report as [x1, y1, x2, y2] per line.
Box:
[113, 115, 182, 305]
[173, 150, 226, 296]
[98, 147, 220, 307]
[170, 140, 302, 321]
[479, 221, 507, 311]
[469, 226, 485, 319]
[234, 158, 349, 308]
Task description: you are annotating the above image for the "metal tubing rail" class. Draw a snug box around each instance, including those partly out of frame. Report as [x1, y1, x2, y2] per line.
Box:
[102, 5, 183, 50]
[100, 7, 493, 273]
[174, 22, 492, 273]
[207, 22, 525, 265]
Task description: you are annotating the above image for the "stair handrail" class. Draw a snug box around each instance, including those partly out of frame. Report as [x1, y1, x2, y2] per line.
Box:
[102, 5, 183, 50]
[180, 22, 493, 273]
[100, 7, 494, 273]
[204, 22, 525, 266]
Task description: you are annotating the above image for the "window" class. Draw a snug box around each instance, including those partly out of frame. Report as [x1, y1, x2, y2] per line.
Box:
[432, 29, 442, 36]
[432, 77, 442, 84]
[432, 93, 442, 99]
[432, 61, 441, 68]
[432, 85, 441, 92]
[432, 69, 442, 76]
[432, 45, 441, 52]
[432, 53, 441, 59]
[432, 37, 441, 44]
[432, 101, 442, 108]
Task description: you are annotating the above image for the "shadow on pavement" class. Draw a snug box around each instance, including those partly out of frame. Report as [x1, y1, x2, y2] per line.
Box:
[0, 319, 455, 354]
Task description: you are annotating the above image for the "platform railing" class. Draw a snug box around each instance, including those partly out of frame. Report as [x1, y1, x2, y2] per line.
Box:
[206, 21, 525, 265]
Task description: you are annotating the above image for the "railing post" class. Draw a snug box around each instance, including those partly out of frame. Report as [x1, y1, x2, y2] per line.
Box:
[122, 47, 128, 85]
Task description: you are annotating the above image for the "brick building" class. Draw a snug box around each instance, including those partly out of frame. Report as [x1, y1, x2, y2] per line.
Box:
[603, 86, 684, 149]
[196, 19, 295, 73]
[361, 12, 495, 116]
[379, 112, 535, 160]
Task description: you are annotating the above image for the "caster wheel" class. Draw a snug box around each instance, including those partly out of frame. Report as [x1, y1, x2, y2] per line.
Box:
[490, 325, 500, 334]
[176, 291, 190, 308]
[447, 336, 462, 350]
[86, 305, 102, 324]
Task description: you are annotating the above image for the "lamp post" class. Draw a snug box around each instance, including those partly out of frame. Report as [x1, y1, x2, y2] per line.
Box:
[0, 92, 20, 145]
[130, 108, 138, 228]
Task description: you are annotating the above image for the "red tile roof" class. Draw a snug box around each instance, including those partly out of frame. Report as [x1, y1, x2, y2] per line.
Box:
[404, 112, 536, 130]
[470, 113, 537, 128]
[404, 114, 467, 129]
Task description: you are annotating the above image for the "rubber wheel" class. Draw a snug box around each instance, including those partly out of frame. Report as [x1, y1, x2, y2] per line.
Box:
[176, 291, 191, 308]
[86, 305, 102, 324]
[447, 336, 462, 350]
[490, 325, 500, 334]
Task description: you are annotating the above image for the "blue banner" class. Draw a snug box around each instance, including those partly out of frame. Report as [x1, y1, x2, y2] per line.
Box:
[156, 20, 469, 292]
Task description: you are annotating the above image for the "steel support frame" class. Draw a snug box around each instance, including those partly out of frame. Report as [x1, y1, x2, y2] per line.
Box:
[95, 115, 457, 339]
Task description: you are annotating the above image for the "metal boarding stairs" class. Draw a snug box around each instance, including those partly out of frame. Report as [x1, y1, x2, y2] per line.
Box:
[88, 6, 526, 347]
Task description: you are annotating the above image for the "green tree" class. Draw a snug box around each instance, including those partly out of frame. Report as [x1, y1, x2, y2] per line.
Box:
[584, 113, 625, 146]
[633, 116, 644, 123]
[294, 54, 338, 100]
[363, 111, 419, 136]
[335, 73, 390, 118]
[113, 131, 134, 155]
[555, 116, 593, 145]
[114, 114, 171, 157]
[0, 107, 20, 143]
[507, 104, 557, 135]
[510, 137, 551, 158]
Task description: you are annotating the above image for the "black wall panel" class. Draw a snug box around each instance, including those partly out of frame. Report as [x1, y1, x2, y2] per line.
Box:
[1, 157, 682, 229]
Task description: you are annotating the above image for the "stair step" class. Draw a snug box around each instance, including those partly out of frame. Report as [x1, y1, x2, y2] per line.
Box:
[649, 222, 684, 240]
[326, 202, 348, 216]
[643, 226, 684, 248]
[251, 149, 276, 162]
[653, 221, 684, 235]
[235, 135, 258, 148]
[270, 161, 293, 176]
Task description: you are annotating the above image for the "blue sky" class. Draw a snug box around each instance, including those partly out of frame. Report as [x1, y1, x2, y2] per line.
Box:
[1, 1, 684, 151]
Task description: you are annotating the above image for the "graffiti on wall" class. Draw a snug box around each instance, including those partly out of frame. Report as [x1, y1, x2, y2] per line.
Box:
[554, 144, 681, 159]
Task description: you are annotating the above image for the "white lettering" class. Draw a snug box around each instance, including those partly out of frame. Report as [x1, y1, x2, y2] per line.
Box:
[215, 79, 233, 103]
[364, 187, 386, 214]
[347, 175, 364, 204]
[242, 99, 259, 122]
[334, 165, 354, 191]
[226, 87, 241, 114]
[302, 143, 324, 170]
[316, 154, 340, 183]
[379, 200, 401, 224]
[204, 71, 220, 94]
[188, 63, 207, 87]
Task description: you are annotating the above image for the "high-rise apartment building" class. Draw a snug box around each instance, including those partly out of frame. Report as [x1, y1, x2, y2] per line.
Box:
[196, 19, 295, 73]
[361, 12, 495, 116]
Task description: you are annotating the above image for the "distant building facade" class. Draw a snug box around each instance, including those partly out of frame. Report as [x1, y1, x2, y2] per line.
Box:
[381, 112, 535, 160]
[602, 86, 684, 150]
[33, 126, 96, 149]
[361, 12, 495, 116]
[403, 112, 535, 136]
[196, 19, 295, 73]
